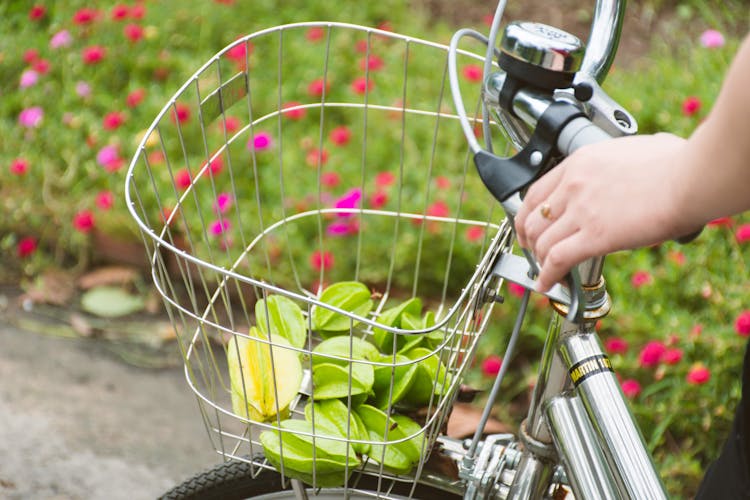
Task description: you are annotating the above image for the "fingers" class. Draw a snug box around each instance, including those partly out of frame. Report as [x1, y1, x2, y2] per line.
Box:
[514, 166, 565, 247]
[535, 231, 593, 292]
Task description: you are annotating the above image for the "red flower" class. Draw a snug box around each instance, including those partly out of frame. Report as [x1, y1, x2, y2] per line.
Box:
[126, 88, 146, 107]
[377, 21, 393, 32]
[620, 379, 641, 398]
[10, 158, 29, 175]
[222, 116, 240, 133]
[310, 250, 333, 271]
[111, 4, 130, 20]
[207, 156, 224, 175]
[686, 364, 711, 385]
[175, 169, 192, 190]
[355, 40, 369, 54]
[103, 111, 125, 130]
[465, 225, 484, 242]
[630, 270, 652, 288]
[226, 40, 252, 65]
[308, 78, 330, 97]
[369, 190, 388, 209]
[359, 54, 384, 72]
[481, 354, 502, 377]
[736, 311, 750, 336]
[29, 5, 46, 21]
[708, 216, 733, 227]
[73, 210, 95, 233]
[23, 49, 39, 64]
[426, 200, 449, 218]
[735, 223, 750, 243]
[124, 24, 144, 43]
[282, 101, 306, 120]
[95, 191, 114, 210]
[17, 237, 38, 258]
[667, 250, 686, 266]
[306, 27, 325, 42]
[507, 282, 526, 298]
[682, 96, 701, 117]
[435, 176, 451, 189]
[375, 171, 396, 188]
[305, 148, 329, 167]
[352, 76, 373, 95]
[329, 126, 352, 146]
[130, 4, 146, 19]
[82, 46, 106, 65]
[462, 64, 483, 83]
[661, 348, 683, 365]
[321, 171, 340, 188]
[604, 337, 628, 355]
[32, 59, 50, 74]
[73, 8, 99, 25]
[171, 103, 191, 124]
[638, 340, 666, 368]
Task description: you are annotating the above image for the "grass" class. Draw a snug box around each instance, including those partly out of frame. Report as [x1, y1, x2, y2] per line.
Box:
[2, 1, 749, 497]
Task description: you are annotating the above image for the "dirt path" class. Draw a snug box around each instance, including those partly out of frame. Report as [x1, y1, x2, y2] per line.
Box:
[0, 320, 217, 499]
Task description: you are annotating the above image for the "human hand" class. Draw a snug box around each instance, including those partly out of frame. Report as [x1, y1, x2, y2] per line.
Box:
[514, 133, 696, 292]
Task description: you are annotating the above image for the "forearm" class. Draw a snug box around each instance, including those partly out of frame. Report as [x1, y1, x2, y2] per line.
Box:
[676, 34, 750, 225]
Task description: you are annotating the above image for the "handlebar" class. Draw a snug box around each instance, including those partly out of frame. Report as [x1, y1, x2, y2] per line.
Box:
[581, 0, 627, 83]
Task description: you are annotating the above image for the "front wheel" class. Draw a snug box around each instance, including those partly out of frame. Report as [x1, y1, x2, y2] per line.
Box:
[160, 457, 462, 499]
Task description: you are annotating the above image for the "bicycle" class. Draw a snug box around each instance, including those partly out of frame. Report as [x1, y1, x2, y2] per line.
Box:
[125, 0, 672, 497]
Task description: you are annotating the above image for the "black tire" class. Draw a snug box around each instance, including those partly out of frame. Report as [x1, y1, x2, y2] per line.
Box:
[160, 457, 462, 499]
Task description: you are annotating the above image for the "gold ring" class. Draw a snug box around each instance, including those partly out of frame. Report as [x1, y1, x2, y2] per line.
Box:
[540, 202, 553, 220]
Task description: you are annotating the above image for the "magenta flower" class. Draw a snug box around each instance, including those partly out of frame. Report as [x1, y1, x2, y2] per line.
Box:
[209, 219, 231, 235]
[638, 341, 666, 368]
[661, 348, 683, 365]
[20, 70, 39, 89]
[95, 191, 114, 210]
[73, 210, 95, 233]
[631, 270, 652, 288]
[19, 107, 43, 128]
[686, 364, 711, 385]
[213, 192, 233, 214]
[700, 29, 725, 48]
[620, 379, 641, 398]
[310, 250, 333, 271]
[604, 337, 628, 355]
[481, 355, 502, 377]
[96, 145, 119, 167]
[334, 188, 362, 217]
[249, 131, 273, 151]
[736, 311, 750, 336]
[735, 223, 750, 243]
[17, 237, 38, 258]
[50, 30, 72, 49]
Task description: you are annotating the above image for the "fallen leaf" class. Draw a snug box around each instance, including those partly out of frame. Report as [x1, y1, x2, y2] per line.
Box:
[24, 269, 76, 306]
[80, 286, 145, 318]
[77, 266, 140, 290]
[447, 402, 511, 439]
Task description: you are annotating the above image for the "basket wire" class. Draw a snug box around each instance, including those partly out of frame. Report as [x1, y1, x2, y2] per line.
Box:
[126, 22, 513, 495]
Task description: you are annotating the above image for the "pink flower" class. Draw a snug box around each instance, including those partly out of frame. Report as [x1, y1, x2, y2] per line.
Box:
[249, 131, 273, 151]
[667, 250, 686, 266]
[175, 169, 192, 190]
[682, 96, 701, 117]
[508, 282, 526, 298]
[282, 101, 306, 120]
[32, 59, 50, 74]
[359, 55, 384, 72]
[17, 237, 38, 258]
[23, 49, 39, 64]
[308, 78, 329, 97]
[375, 171, 396, 188]
[700, 29, 725, 48]
[735, 224, 750, 243]
[310, 250, 333, 271]
[661, 348, 683, 365]
[306, 148, 329, 167]
[19, 107, 43, 128]
[465, 225, 484, 243]
[124, 24, 144, 43]
[481, 355, 502, 377]
[321, 172, 340, 188]
[334, 188, 362, 216]
[638, 341, 666, 368]
[330, 126, 352, 146]
[209, 219, 231, 235]
[126, 88, 146, 108]
[73, 8, 99, 25]
[435, 176, 451, 189]
[462, 64, 483, 83]
[111, 4, 130, 20]
[20, 70, 39, 89]
[426, 200, 450, 218]
[50, 30, 72, 49]
[10, 158, 29, 175]
[95, 191, 114, 210]
[306, 27, 325, 42]
[604, 337, 628, 355]
[620, 379, 641, 398]
[631, 270, 652, 288]
[171, 103, 191, 124]
[326, 221, 355, 236]
[369, 190, 388, 209]
[352, 77, 373, 95]
[226, 41, 252, 66]
[82, 45, 106, 65]
[73, 210, 95, 233]
[214, 193, 233, 214]
[103, 111, 125, 130]
[223, 116, 240, 132]
[29, 5, 46, 20]
[96, 145, 120, 168]
[686, 364, 711, 385]
[735, 311, 750, 336]
[130, 4, 146, 19]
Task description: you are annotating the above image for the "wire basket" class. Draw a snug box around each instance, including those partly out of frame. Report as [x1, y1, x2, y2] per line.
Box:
[126, 22, 513, 491]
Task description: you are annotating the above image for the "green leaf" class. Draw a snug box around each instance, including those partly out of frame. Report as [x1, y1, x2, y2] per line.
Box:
[256, 295, 306, 349]
[312, 362, 373, 400]
[80, 286, 145, 318]
[311, 282, 374, 332]
[371, 354, 418, 409]
[373, 297, 422, 353]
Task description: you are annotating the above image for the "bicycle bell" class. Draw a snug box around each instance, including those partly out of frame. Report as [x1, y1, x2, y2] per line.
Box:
[499, 21, 585, 91]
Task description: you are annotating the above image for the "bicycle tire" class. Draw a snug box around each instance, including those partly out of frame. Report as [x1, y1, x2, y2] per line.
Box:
[160, 457, 462, 500]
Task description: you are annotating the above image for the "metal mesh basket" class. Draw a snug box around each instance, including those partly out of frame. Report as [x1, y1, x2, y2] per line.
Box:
[126, 22, 513, 492]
